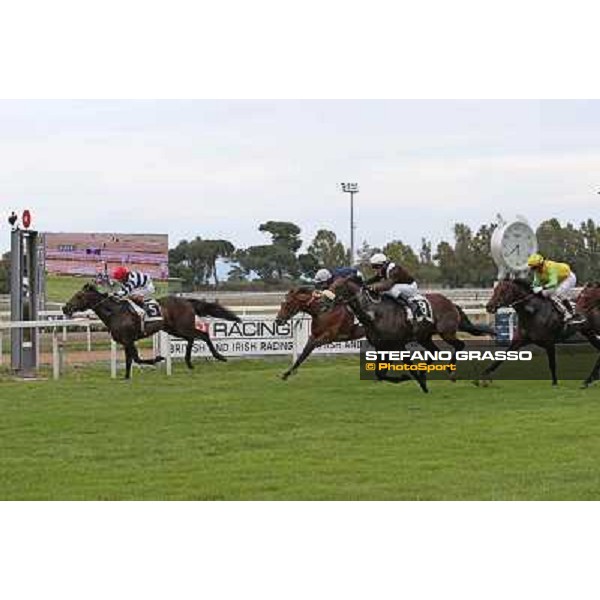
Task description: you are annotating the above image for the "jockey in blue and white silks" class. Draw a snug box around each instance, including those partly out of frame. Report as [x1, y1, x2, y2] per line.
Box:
[112, 266, 156, 332]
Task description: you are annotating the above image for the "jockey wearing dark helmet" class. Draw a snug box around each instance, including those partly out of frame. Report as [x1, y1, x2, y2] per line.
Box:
[314, 266, 364, 305]
[314, 266, 363, 290]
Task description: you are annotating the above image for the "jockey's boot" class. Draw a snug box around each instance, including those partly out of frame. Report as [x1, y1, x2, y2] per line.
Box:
[554, 298, 586, 327]
[128, 299, 147, 334]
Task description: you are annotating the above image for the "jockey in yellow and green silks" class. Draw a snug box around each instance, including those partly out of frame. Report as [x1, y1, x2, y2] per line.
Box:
[527, 253, 585, 325]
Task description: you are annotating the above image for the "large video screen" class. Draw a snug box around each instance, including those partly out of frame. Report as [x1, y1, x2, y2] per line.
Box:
[44, 232, 169, 279]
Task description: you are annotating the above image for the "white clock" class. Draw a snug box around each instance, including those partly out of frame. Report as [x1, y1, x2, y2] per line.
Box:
[491, 217, 538, 277]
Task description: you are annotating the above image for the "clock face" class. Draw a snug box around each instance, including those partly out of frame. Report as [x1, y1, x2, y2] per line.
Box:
[500, 222, 537, 269]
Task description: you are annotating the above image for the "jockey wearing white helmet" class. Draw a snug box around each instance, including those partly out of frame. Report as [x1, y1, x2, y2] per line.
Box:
[314, 268, 333, 288]
[367, 253, 430, 323]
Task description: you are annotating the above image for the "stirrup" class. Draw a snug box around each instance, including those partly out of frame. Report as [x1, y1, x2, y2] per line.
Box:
[566, 313, 586, 326]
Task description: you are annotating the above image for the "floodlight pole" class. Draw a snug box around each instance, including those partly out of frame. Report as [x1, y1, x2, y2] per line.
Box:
[340, 183, 359, 264]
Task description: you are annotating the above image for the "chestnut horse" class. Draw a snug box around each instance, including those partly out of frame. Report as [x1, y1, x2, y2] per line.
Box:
[63, 283, 241, 378]
[576, 282, 600, 387]
[275, 287, 365, 380]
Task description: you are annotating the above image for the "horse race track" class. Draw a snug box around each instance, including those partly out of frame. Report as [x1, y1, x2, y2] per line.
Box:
[1, 357, 600, 500]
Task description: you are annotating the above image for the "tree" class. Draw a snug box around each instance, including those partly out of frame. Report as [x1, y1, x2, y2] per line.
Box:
[435, 241, 459, 287]
[382, 240, 419, 273]
[0, 251, 9, 294]
[226, 264, 247, 282]
[417, 238, 440, 284]
[580, 219, 600, 281]
[235, 244, 299, 282]
[298, 253, 319, 279]
[235, 221, 304, 282]
[469, 224, 497, 287]
[168, 237, 236, 287]
[307, 230, 347, 270]
[202, 239, 235, 285]
[258, 221, 302, 252]
[355, 241, 382, 277]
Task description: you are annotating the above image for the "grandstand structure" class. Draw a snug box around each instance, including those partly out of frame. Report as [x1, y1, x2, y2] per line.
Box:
[43, 232, 169, 280]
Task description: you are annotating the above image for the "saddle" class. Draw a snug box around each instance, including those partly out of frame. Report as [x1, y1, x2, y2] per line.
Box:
[383, 293, 433, 323]
[122, 296, 163, 322]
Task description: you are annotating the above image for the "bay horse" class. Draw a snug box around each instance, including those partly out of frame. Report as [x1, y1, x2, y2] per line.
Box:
[484, 279, 600, 386]
[329, 278, 495, 393]
[274, 287, 365, 380]
[576, 282, 600, 387]
[63, 283, 241, 378]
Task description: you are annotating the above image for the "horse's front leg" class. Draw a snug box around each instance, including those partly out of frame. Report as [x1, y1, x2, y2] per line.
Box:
[479, 336, 529, 383]
[281, 336, 322, 380]
[582, 354, 600, 388]
[131, 343, 164, 366]
[124, 345, 134, 379]
[544, 343, 558, 386]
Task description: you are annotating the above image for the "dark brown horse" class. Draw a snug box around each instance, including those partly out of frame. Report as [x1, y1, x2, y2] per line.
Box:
[576, 282, 600, 387]
[274, 287, 365, 380]
[329, 278, 495, 392]
[63, 283, 241, 378]
[484, 279, 600, 386]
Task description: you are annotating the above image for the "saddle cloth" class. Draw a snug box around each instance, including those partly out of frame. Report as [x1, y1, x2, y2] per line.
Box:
[142, 299, 163, 322]
[412, 296, 433, 321]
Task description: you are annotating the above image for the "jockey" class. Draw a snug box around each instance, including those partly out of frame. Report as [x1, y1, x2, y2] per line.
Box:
[366, 253, 430, 323]
[314, 266, 363, 290]
[112, 266, 156, 331]
[527, 253, 585, 326]
[314, 266, 364, 307]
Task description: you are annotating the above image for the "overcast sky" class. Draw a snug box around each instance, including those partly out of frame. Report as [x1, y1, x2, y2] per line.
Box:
[1, 100, 599, 255]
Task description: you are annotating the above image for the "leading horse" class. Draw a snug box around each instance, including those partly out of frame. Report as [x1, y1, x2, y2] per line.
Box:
[63, 283, 241, 378]
[274, 287, 365, 380]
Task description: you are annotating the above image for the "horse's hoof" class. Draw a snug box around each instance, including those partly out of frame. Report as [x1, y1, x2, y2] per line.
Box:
[471, 380, 480, 387]
[280, 372, 290, 381]
[155, 356, 165, 364]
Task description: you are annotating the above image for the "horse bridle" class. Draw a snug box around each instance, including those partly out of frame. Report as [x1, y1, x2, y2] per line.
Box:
[87, 291, 116, 312]
[363, 287, 382, 304]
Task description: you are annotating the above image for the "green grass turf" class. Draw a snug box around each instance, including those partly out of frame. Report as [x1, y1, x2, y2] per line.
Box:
[1, 356, 599, 500]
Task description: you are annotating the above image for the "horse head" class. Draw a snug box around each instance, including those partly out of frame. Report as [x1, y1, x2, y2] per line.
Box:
[275, 287, 315, 324]
[486, 278, 531, 314]
[329, 276, 361, 303]
[63, 282, 107, 316]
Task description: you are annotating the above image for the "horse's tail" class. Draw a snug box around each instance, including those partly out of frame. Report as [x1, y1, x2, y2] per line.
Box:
[455, 303, 496, 337]
[188, 298, 242, 323]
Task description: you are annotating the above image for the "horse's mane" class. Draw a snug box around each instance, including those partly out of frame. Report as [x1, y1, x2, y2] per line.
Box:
[506, 277, 532, 291]
[82, 282, 108, 296]
[291, 286, 315, 295]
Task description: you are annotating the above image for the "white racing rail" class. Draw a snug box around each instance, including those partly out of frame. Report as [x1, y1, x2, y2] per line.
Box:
[0, 318, 93, 380]
[1, 307, 496, 380]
